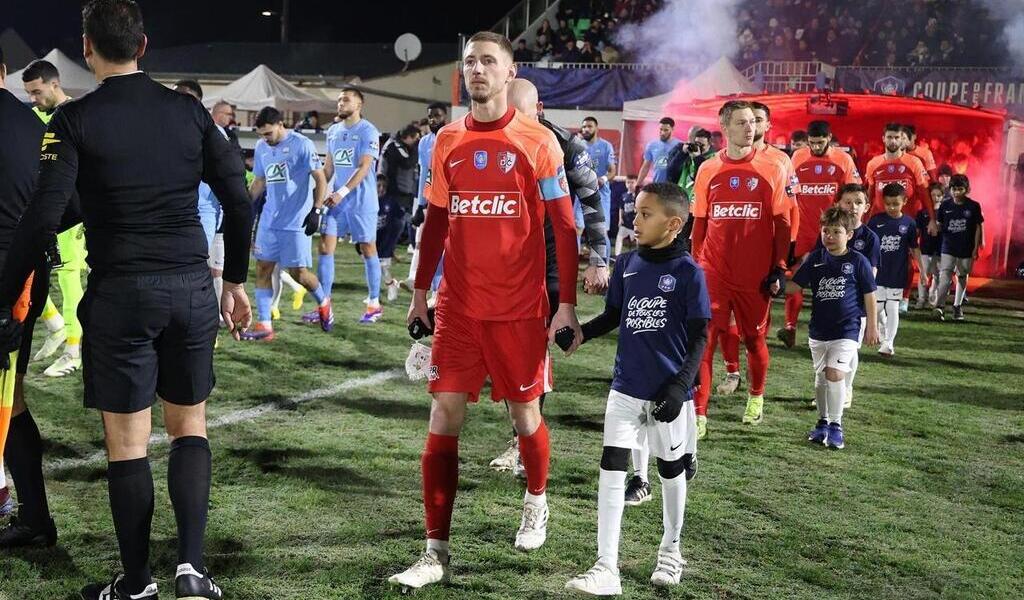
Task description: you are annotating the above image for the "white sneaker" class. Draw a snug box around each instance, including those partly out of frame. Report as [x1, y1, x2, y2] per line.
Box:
[878, 342, 894, 356]
[844, 386, 853, 408]
[650, 549, 686, 587]
[388, 549, 450, 590]
[386, 279, 400, 303]
[514, 498, 548, 551]
[32, 329, 67, 362]
[489, 438, 519, 472]
[43, 352, 81, 377]
[565, 561, 622, 595]
[512, 454, 526, 480]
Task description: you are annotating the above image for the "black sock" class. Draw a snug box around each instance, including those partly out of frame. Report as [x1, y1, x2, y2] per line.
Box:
[107, 457, 154, 595]
[168, 436, 211, 571]
[3, 411, 51, 529]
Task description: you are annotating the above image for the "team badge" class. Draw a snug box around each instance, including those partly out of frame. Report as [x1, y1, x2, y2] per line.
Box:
[842, 263, 855, 275]
[964, 209, 971, 217]
[898, 165, 906, 173]
[498, 151, 517, 174]
[888, 165, 895, 173]
[747, 177, 760, 191]
[899, 224, 909, 234]
[558, 165, 569, 193]
[828, 165, 836, 175]
[282, 147, 290, 154]
[729, 176, 740, 190]
[658, 274, 677, 293]
[427, 366, 440, 381]
[574, 150, 591, 170]
[342, 133, 348, 141]
[814, 164, 823, 174]
[854, 239, 865, 250]
[474, 150, 488, 170]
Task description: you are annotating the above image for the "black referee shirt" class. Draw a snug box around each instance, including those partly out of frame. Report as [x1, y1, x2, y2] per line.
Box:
[0, 88, 44, 254]
[0, 72, 253, 306]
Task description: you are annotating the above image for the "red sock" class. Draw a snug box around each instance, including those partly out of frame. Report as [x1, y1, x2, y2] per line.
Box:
[744, 335, 770, 397]
[695, 330, 719, 416]
[721, 325, 740, 373]
[784, 290, 803, 330]
[422, 433, 459, 541]
[518, 420, 550, 496]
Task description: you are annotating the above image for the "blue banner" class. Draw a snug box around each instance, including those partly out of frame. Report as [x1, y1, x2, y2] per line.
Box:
[461, 66, 668, 110]
[836, 67, 1024, 115]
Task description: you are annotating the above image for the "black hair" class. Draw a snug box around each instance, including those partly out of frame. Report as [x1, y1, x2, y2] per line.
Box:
[399, 125, 420, 139]
[938, 163, 954, 176]
[900, 124, 916, 137]
[949, 173, 970, 190]
[583, 115, 599, 126]
[82, 0, 146, 63]
[173, 79, 203, 100]
[255, 106, 284, 128]
[341, 86, 364, 102]
[807, 120, 831, 137]
[884, 122, 902, 134]
[693, 128, 712, 140]
[427, 102, 448, 113]
[751, 101, 770, 120]
[659, 117, 675, 128]
[791, 130, 809, 142]
[639, 182, 688, 217]
[22, 60, 60, 83]
[837, 183, 868, 204]
[0, 45, 5, 67]
[882, 182, 907, 198]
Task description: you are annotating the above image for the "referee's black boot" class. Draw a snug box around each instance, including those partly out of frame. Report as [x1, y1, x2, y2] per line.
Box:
[175, 563, 223, 600]
[0, 515, 57, 548]
[81, 574, 158, 600]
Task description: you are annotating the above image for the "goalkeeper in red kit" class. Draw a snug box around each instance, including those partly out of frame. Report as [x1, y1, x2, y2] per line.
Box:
[389, 31, 582, 592]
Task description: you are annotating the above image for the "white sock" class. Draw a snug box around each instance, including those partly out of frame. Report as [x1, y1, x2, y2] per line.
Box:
[524, 490, 547, 506]
[631, 444, 649, 483]
[954, 274, 968, 306]
[212, 275, 223, 313]
[814, 371, 828, 419]
[381, 257, 393, 283]
[844, 350, 859, 394]
[65, 343, 81, 359]
[44, 312, 64, 334]
[597, 469, 626, 570]
[885, 300, 900, 347]
[659, 473, 688, 554]
[426, 538, 449, 558]
[271, 265, 284, 310]
[826, 379, 846, 424]
[0, 461, 7, 488]
[876, 298, 887, 339]
[280, 269, 302, 292]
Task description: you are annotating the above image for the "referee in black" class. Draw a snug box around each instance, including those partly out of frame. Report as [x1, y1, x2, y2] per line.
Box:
[0, 45, 59, 550]
[0, 2, 253, 599]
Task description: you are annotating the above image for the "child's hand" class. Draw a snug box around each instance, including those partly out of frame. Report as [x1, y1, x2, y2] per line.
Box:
[864, 326, 880, 347]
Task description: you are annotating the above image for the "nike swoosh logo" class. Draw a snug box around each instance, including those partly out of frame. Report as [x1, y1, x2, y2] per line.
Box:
[519, 381, 539, 392]
[670, 442, 683, 451]
[623, 272, 638, 278]
[449, 159, 466, 168]
[799, 167, 810, 172]
[711, 183, 722, 189]
[813, 263, 825, 267]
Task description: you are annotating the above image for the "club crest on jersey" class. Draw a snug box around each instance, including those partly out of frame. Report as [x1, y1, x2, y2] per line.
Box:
[828, 165, 836, 175]
[498, 151, 517, 174]
[658, 274, 676, 293]
[474, 151, 488, 170]
[747, 177, 760, 191]
[853, 239, 865, 250]
[899, 165, 906, 173]
[887, 165, 895, 173]
[964, 209, 972, 217]
[899, 224, 909, 234]
[814, 164, 823, 174]
[729, 176, 740, 190]
[842, 263, 855, 275]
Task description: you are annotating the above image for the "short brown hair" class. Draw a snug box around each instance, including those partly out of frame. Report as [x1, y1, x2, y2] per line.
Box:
[820, 205, 856, 232]
[719, 100, 753, 125]
[466, 31, 514, 60]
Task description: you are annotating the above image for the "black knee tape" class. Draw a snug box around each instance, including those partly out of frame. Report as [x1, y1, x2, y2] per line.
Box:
[657, 453, 697, 481]
[600, 446, 630, 471]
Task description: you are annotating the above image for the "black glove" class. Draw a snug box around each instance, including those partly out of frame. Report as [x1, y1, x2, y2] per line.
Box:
[410, 204, 426, 227]
[651, 379, 693, 423]
[554, 326, 575, 352]
[786, 241, 797, 268]
[408, 307, 436, 340]
[0, 306, 24, 368]
[762, 266, 786, 297]
[303, 206, 324, 236]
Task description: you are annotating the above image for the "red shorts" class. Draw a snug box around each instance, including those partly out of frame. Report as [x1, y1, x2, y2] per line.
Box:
[428, 304, 552, 403]
[706, 276, 771, 339]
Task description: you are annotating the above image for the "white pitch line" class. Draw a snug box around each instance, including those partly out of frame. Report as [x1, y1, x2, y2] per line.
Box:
[45, 369, 404, 474]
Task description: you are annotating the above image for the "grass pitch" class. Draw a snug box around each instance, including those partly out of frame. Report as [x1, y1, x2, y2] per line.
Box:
[2, 251, 1023, 599]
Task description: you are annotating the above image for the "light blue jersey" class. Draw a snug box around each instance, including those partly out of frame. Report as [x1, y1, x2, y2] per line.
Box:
[417, 130, 436, 208]
[197, 182, 221, 249]
[326, 118, 380, 209]
[253, 130, 322, 231]
[643, 137, 682, 183]
[586, 137, 616, 189]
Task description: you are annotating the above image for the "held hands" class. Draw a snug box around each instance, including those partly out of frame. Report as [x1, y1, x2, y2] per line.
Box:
[548, 303, 582, 356]
[220, 282, 252, 341]
[325, 185, 351, 208]
[582, 265, 609, 295]
[762, 266, 786, 297]
[927, 219, 940, 236]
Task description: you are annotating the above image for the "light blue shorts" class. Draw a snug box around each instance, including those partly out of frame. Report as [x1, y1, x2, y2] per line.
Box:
[198, 206, 221, 251]
[322, 200, 378, 243]
[253, 225, 312, 268]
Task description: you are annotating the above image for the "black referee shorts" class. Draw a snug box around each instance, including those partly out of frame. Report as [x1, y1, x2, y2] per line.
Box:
[79, 269, 219, 413]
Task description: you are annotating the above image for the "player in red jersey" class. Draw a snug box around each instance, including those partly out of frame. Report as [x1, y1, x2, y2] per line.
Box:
[691, 100, 793, 436]
[778, 120, 861, 347]
[389, 31, 582, 592]
[865, 123, 937, 233]
[902, 124, 937, 180]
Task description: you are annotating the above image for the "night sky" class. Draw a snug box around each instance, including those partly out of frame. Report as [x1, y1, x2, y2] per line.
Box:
[4, 0, 513, 57]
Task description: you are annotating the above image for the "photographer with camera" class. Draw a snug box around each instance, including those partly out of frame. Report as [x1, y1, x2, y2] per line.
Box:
[665, 127, 714, 201]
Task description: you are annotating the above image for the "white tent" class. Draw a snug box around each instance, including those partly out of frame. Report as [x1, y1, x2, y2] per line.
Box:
[622, 57, 760, 121]
[8, 49, 98, 102]
[203, 64, 333, 113]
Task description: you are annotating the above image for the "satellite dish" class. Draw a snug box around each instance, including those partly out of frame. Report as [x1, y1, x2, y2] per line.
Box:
[394, 33, 422, 71]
